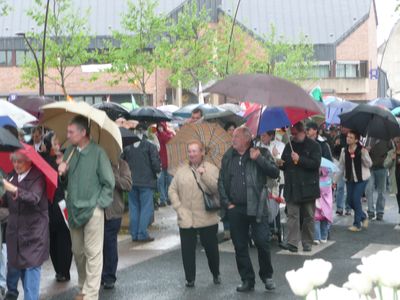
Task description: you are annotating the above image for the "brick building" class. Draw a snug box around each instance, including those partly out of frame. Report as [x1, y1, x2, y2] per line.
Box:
[0, 0, 381, 105]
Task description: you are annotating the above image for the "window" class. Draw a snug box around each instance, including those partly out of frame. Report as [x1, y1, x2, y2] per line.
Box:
[310, 62, 330, 78]
[336, 61, 368, 78]
[0, 50, 13, 66]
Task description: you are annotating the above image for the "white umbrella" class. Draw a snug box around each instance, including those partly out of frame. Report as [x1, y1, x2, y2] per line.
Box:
[157, 104, 179, 114]
[0, 99, 37, 127]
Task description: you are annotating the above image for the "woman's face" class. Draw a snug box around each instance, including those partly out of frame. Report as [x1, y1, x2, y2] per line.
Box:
[188, 143, 203, 165]
[346, 133, 358, 146]
[12, 153, 32, 175]
[226, 126, 235, 137]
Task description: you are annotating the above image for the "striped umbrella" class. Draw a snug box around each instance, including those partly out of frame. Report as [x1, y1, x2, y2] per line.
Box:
[166, 122, 232, 175]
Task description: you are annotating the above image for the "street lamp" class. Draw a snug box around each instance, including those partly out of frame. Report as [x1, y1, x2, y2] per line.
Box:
[15, 32, 43, 96]
[15, 0, 50, 96]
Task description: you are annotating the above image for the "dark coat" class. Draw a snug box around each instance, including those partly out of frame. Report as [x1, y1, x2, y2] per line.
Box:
[218, 147, 280, 217]
[281, 137, 321, 203]
[2, 166, 49, 269]
[122, 139, 161, 189]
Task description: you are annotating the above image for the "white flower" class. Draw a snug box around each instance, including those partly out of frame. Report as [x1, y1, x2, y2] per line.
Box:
[303, 259, 333, 287]
[307, 284, 360, 300]
[343, 272, 373, 295]
[358, 253, 383, 283]
[286, 268, 314, 297]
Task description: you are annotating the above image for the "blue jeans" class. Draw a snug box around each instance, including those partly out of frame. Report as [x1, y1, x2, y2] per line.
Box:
[157, 170, 172, 204]
[7, 266, 41, 300]
[128, 186, 154, 240]
[346, 180, 368, 228]
[314, 220, 330, 241]
[102, 218, 122, 284]
[366, 168, 387, 215]
[335, 176, 350, 211]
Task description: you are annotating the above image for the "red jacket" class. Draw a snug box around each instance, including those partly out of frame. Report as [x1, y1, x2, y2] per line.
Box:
[156, 122, 174, 169]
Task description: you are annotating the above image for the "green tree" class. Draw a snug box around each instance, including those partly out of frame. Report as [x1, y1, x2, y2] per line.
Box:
[0, 0, 11, 16]
[21, 0, 93, 97]
[165, 2, 216, 95]
[107, 0, 168, 106]
[248, 25, 314, 84]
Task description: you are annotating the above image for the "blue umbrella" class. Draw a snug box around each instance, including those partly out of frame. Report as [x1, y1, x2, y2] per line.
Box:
[391, 107, 400, 116]
[368, 97, 400, 110]
[325, 101, 357, 125]
[0, 115, 17, 128]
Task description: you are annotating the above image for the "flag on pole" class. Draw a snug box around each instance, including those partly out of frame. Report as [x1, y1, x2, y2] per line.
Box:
[310, 86, 323, 102]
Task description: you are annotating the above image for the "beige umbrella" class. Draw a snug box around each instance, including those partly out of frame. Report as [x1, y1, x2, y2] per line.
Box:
[40, 101, 122, 163]
[167, 122, 232, 175]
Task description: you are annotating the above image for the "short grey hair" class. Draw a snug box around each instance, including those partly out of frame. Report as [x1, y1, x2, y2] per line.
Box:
[236, 126, 253, 142]
[10, 152, 31, 163]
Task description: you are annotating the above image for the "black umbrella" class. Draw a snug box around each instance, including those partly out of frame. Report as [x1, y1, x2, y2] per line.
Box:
[120, 127, 140, 148]
[339, 104, 400, 140]
[0, 127, 22, 152]
[128, 107, 171, 123]
[93, 102, 130, 121]
[204, 110, 246, 127]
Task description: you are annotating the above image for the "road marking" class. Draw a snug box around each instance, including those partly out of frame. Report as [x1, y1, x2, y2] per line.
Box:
[276, 241, 335, 256]
[130, 235, 181, 251]
[351, 243, 399, 259]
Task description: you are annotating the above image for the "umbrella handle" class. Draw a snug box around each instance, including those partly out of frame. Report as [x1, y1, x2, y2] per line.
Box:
[64, 148, 76, 164]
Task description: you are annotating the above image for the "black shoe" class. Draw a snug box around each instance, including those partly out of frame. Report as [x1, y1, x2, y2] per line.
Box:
[159, 202, 167, 207]
[185, 280, 195, 288]
[103, 282, 115, 290]
[376, 214, 383, 221]
[368, 211, 375, 220]
[303, 244, 312, 252]
[137, 236, 155, 242]
[56, 275, 70, 282]
[213, 275, 221, 284]
[263, 278, 276, 290]
[286, 243, 298, 253]
[345, 210, 352, 216]
[4, 292, 18, 300]
[167, 200, 172, 206]
[236, 281, 254, 292]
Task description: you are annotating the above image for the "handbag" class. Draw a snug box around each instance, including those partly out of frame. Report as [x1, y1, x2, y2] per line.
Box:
[191, 169, 220, 211]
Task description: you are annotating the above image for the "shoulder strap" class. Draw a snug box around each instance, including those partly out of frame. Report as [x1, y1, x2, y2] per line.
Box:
[190, 168, 205, 193]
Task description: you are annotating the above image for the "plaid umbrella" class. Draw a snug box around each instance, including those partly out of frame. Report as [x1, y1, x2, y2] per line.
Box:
[166, 122, 232, 175]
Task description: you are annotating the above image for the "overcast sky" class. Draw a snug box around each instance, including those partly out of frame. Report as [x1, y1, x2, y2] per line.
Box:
[376, 0, 399, 46]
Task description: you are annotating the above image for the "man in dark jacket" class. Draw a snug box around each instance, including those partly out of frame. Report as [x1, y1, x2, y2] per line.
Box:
[122, 124, 161, 242]
[218, 126, 279, 293]
[306, 121, 333, 161]
[279, 122, 321, 253]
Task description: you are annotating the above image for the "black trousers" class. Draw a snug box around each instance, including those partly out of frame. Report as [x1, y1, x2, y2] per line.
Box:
[49, 222, 72, 279]
[102, 218, 122, 284]
[228, 206, 273, 284]
[179, 224, 220, 282]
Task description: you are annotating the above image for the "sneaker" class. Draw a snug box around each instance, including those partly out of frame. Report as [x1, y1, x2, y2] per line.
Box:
[345, 210, 352, 216]
[264, 278, 276, 290]
[159, 202, 167, 207]
[348, 226, 362, 232]
[376, 214, 383, 221]
[313, 240, 320, 245]
[103, 282, 115, 290]
[336, 209, 343, 216]
[362, 218, 369, 228]
[368, 212, 375, 220]
[320, 239, 328, 243]
[394, 224, 400, 230]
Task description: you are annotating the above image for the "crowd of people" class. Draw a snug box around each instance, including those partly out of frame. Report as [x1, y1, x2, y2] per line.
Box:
[1, 106, 400, 300]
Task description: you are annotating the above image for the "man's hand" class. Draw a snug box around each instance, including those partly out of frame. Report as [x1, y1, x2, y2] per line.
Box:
[250, 148, 261, 160]
[272, 145, 279, 157]
[58, 161, 69, 176]
[40, 143, 47, 153]
[291, 152, 300, 163]
[276, 158, 285, 167]
[2, 179, 17, 194]
[227, 203, 235, 210]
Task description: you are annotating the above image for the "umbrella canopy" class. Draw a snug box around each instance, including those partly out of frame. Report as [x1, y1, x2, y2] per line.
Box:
[205, 74, 323, 113]
[258, 107, 319, 134]
[204, 110, 246, 127]
[119, 127, 140, 148]
[0, 143, 57, 201]
[0, 127, 22, 152]
[93, 102, 130, 121]
[128, 107, 171, 123]
[40, 101, 122, 163]
[157, 104, 179, 114]
[166, 122, 232, 175]
[11, 96, 55, 119]
[0, 100, 37, 127]
[320, 157, 339, 173]
[339, 104, 400, 140]
[173, 104, 224, 118]
[0, 115, 17, 128]
[325, 100, 358, 125]
[368, 97, 400, 110]
[391, 107, 400, 117]
[217, 103, 244, 114]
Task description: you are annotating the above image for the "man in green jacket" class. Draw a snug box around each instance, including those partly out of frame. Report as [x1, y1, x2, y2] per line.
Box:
[59, 115, 115, 300]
